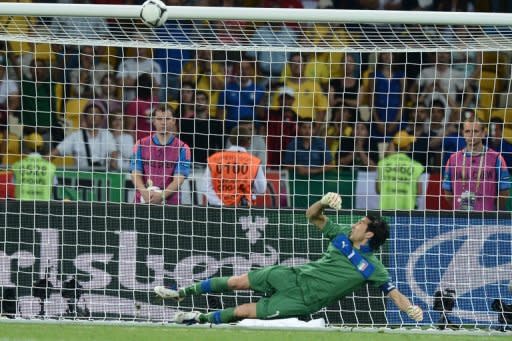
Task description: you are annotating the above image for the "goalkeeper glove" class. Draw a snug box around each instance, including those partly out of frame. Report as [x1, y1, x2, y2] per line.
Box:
[406, 305, 423, 322]
[320, 192, 342, 210]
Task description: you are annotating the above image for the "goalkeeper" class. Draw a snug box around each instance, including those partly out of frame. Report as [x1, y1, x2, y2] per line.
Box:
[154, 192, 423, 324]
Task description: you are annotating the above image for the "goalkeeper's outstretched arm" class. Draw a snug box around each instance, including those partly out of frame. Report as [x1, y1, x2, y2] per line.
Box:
[388, 288, 424, 322]
[306, 192, 342, 231]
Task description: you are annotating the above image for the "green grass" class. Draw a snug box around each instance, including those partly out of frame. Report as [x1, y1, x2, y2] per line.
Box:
[0, 322, 509, 341]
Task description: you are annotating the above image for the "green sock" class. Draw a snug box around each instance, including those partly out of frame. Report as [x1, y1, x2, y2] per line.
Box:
[179, 277, 230, 297]
[200, 308, 238, 324]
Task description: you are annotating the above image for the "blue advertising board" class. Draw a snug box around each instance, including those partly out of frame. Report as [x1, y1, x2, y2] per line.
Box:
[387, 215, 512, 327]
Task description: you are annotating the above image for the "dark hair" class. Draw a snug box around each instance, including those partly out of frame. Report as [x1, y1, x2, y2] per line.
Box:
[151, 104, 174, 118]
[229, 125, 251, 147]
[109, 112, 123, 126]
[366, 215, 389, 250]
[464, 116, 486, 131]
[241, 53, 256, 63]
[137, 73, 153, 100]
[83, 100, 107, 116]
[490, 116, 504, 125]
[289, 52, 303, 62]
[431, 99, 445, 109]
[195, 90, 209, 100]
[181, 81, 195, 90]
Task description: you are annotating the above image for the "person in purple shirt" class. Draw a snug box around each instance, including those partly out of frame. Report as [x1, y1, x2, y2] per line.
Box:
[443, 118, 510, 211]
[130, 105, 191, 205]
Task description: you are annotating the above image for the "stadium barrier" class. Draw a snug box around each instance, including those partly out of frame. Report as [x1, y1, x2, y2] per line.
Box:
[0, 201, 384, 324]
[1, 201, 510, 328]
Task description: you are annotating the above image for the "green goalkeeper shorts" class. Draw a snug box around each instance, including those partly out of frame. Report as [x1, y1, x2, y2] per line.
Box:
[248, 265, 319, 320]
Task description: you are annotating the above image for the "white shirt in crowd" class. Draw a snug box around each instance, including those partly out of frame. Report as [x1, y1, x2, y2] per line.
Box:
[204, 145, 267, 206]
[0, 75, 18, 107]
[68, 61, 112, 97]
[56, 129, 116, 170]
[116, 58, 162, 101]
[113, 133, 135, 173]
[417, 66, 465, 104]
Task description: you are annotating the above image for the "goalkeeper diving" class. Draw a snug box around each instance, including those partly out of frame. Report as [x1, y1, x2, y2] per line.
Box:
[154, 192, 423, 324]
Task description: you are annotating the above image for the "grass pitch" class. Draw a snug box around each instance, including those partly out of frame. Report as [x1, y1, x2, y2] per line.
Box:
[0, 322, 509, 341]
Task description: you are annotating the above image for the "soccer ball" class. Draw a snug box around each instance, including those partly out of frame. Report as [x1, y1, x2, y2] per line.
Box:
[140, 0, 168, 28]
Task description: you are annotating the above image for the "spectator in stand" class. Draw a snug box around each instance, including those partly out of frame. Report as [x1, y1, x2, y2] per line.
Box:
[125, 73, 160, 141]
[338, 121, 379, 172]
[246, 22, 297, 80]
[283, 118, 335, 176]
[488, 116, 512, 172]
[442, 120, 466, 167]
[181, 49, 225, 118]
[109, 113, 134, 173]
[179, 90, 224, 166]
[417, 100, 453, 172]
[12, 132, 56, 201]
[0, 54, 20, 167]
[329, 53, 360, 110]
[443, 117, 510, 211]
[171, 81, 195, 116]
[376, 131, 424, 210]
[0, 54, 19, 111]
[265, 86, 298, 168]
[204, 125, 267, 207]
[327, 107, 355, 160]
[154, 0, 193, 101]
[218, 56, 266, 131]
[366, 52, 405, 140]
[21, 57, 61, 149]
[68, 45, 111, 99]
[411, 52, 473, 112]
[130, 105, 191, 205]
[406, 106, 431, 168]
[0, 110, 22, 169]
[280, 50, 343, 91]
[273, 53, 328, 127]
[226, 120, 267, 167]
[116, 47, 162, 102]
[51, 101, 118, 171]
[94, 72, 122, 114]
[405, 105, 451, 210]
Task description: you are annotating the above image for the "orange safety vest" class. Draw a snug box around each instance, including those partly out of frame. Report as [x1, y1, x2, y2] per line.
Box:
[208, 150, 261, 207]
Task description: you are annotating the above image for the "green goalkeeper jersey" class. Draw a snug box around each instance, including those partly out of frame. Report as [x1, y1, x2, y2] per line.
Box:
[295, 219, 391, 307]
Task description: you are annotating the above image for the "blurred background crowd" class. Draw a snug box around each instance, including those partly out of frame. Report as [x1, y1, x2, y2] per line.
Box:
[1, 0, 512, 210]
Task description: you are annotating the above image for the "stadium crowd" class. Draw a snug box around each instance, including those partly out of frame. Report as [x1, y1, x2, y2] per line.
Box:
[1, 0, 512, 211]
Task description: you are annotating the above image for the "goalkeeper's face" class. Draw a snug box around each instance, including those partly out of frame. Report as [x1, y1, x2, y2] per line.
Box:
[349, 217, 373, 244]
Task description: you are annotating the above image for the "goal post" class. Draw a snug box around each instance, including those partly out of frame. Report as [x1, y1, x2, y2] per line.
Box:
[0, 3, 511, 332]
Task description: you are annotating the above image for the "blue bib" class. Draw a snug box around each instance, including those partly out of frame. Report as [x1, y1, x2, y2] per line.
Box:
[331, 234, 375, 280]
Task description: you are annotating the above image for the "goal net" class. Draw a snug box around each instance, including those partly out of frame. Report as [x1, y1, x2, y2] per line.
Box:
[0, 3, 511, 331]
